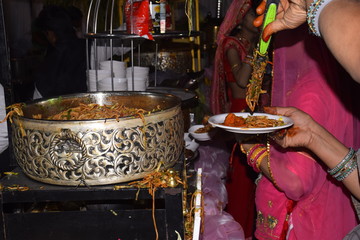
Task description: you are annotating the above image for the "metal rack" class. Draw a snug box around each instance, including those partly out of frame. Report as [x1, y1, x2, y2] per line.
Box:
[84, 0, 201, 91]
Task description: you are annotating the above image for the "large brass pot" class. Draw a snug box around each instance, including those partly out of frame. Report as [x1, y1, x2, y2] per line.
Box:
[10, 92, 184, 186]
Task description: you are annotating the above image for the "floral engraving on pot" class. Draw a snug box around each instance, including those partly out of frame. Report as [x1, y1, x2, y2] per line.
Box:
[11, 114, 183, 186]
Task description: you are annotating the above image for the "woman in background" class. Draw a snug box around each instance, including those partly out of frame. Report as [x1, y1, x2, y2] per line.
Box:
[210, 0, 260, 114]
[32, 5, 87, 99]
[210, 0, 260, 237]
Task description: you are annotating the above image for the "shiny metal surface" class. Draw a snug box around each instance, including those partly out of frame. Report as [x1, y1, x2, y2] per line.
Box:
[135, 51, 192, 74]
[10, 92, 184, 186]
[85, 30, 201, 40]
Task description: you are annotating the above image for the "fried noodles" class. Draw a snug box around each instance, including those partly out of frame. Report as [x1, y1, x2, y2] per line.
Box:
[32, 103, 161, 121]
[223, 113, 284, 128]
[246, 50, 268, 112]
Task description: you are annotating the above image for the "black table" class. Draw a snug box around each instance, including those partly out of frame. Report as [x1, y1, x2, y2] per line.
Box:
[0, 167, 185, 240]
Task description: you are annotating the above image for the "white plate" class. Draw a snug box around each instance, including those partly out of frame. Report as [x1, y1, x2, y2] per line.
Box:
[188, 124, 217, 141]
[208, 112, 294, 134]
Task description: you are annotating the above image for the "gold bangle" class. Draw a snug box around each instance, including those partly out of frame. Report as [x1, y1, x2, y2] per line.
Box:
[247, 144, 262, 157]
[251, 147, 266, 159]
[256, 151, 268, 171]
[231, 63, 239, 70]
[245, 54, 254, 60]
[242, 58, 253, 66]
[240, 144, 247, 154]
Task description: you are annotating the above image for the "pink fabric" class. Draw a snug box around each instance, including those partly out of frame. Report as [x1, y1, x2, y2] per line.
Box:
[255, 25, 360, 240]
[210, 0, 251, 115]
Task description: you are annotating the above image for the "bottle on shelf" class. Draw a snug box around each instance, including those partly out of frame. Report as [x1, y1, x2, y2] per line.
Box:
[150, 0, 160, 34]
[160, 0, 166, 33]
[165, 1, 172, 31]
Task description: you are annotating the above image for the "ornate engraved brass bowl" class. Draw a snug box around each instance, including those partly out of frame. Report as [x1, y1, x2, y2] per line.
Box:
[10, 92, 184, 186]
[135, 51, 192, 74]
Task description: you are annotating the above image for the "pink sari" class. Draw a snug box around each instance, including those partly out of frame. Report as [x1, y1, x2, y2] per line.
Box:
[255, 25, 360, 240]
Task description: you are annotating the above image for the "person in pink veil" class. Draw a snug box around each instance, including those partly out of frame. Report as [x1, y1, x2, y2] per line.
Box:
[240, 24, 359, 240]
[209, 0, 261, 238]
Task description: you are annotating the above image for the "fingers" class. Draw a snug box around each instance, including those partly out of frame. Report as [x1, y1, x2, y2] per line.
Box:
[263, 106, 277, 115]
[254, 0, 283, 41]
[275, 129, 288, 140]
[269, 127, 287, 139]
[254, 15, 264, 28]
[261, 25, 272, 42]
[265, 106, 296, 115]
[262, 20, 288, 41]
[258, 18, 287, 41]
[269, 128, 288, 148]
[256, 0, 267, 15]
[257, 0, 307, 41]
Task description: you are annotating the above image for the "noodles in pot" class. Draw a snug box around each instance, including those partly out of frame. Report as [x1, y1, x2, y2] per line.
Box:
[32, 103, 161, 121]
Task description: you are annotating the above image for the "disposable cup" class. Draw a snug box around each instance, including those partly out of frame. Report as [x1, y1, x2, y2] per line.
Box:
[100, 60, 127, 70]
[127, 77, 147, 91]
[98, 78, 128, 91]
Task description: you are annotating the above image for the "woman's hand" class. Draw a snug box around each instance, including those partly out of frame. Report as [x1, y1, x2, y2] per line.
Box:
[254, 0, 308, 41]
[264, 106, 317, 149]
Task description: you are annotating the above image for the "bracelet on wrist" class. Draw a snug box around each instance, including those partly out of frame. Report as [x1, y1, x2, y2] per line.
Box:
[246, 144, 265, 157]
[240, 144, 247, 154]
[327, 148, 355, 175]
[231, 63, 240, 70]
[255, 150, 268, 171]
[333, 154, 358, 181]
[242, 58, 253, 67]
[247, 147, 267, 173]
[307, 0, 333, 37]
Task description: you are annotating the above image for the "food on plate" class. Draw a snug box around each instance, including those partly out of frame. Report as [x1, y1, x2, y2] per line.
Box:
[223, 113, 284, 128]
[194, 124, 212, 133]
[202, 115, 210, 125]
[194, 115, 213, 133]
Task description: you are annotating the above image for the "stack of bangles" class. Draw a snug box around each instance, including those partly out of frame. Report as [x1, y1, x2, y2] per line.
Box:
[242, 55, 254, 67]
[307, 0, 332, 37]
[241, 144, 267, 173]
[327, 148, 358, 181]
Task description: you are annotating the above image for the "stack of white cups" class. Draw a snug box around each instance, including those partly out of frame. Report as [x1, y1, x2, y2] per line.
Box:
[99, 60, 127, 91]
[87, 60, 128, 92]
[126, 66, 150, 91]
[98, 77, 128, 91]
[99, 60, 127, 78]
[87, 69, 112, 92]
